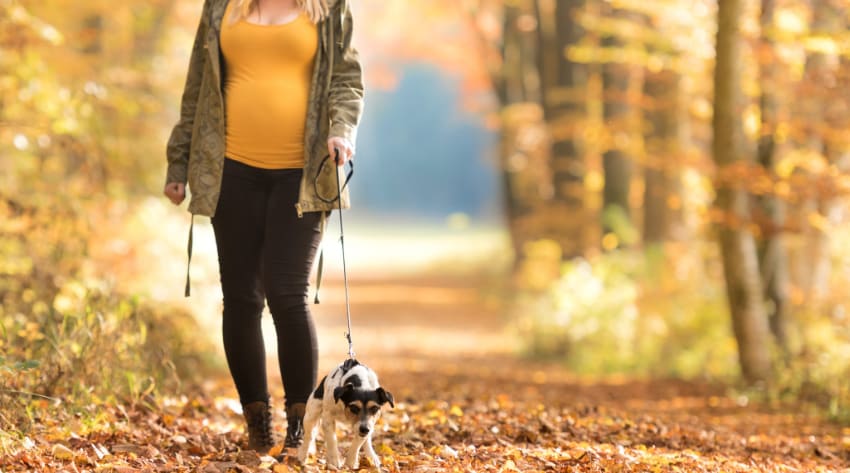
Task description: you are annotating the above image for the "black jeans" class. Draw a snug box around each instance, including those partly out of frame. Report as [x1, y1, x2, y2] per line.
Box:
[212, 158, 322, 408]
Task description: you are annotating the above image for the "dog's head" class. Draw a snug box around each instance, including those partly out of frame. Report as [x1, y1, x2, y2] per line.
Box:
[333, 382, 394, 437]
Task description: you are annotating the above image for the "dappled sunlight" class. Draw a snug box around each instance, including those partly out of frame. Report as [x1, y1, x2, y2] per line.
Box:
[4, 0, 850, 471]
[97, 197, 517, 383]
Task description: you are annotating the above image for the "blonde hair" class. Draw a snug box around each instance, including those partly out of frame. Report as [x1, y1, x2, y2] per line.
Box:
[230, 0, 329, 24]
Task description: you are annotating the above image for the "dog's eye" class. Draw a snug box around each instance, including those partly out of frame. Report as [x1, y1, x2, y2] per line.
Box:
[369, 406, 381, 415]
[348, 405, 361, 414]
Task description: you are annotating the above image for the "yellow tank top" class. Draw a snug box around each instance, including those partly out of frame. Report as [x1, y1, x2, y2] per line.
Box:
[220, 2, 318, 169]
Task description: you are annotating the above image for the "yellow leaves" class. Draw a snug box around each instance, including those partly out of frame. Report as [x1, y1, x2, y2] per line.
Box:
[773, 180, 791, 199]
[585, 170, 605, 193]
[426, 409, 450, 426]
[776, 150, 828, 179]
[807, 212, 830, 233]
[690, 97, 713, 121]
[16, 322, 44, 342]
[7, 353, 850, 473]
[51, 444, 74, 460]
[774, 7, 807, 36]
[743, 105, 760, 140]
[646, 54, 665, 74]
[5, 3, 64, 45]
[514, 239, 562, 292]
[804, 35, 841, 56]
[429, 444, 459, 459]
[376, 443, 395, 456]
[498, 459, 520, 472]
[602, 233, 620, 252]
[52, 282, 87, 314]
[39, 24, 63, 45]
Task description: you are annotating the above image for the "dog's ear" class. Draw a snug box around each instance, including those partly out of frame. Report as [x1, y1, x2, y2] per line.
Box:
[377, 387, 394, 408]
[333, 383, 354, 403]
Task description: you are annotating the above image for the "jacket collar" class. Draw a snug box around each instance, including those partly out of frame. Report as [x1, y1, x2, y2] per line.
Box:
[209, 0, 228, 36]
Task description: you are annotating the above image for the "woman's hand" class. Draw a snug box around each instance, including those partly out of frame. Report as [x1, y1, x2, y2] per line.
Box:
[328, 137, 354, 166]
[164, 182, 186, 205]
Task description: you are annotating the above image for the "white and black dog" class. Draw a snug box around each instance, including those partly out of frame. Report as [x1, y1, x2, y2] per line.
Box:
[297, 359, 394, 469]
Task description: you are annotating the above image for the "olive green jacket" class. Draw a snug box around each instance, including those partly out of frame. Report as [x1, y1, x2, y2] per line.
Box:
[165, 0, 364, 217]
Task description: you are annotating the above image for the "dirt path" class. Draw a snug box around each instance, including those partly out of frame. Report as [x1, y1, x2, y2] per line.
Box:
[5, 219, 850, 472]
[287, 275, 850, 472]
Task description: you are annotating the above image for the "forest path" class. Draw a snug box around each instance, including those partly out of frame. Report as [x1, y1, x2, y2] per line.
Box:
[4, 221, 849, 472]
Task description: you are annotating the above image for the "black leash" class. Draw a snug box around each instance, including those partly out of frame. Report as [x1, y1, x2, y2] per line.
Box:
[315, 150, 356, 360]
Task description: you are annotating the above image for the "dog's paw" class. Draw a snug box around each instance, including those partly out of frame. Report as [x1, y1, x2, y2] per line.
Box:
[326, 454, 342, 470]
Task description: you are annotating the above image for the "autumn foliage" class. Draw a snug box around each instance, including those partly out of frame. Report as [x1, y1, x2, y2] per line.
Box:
[2, 0, 850, 472]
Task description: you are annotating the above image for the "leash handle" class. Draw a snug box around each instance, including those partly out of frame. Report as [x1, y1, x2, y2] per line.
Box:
[315, 153, 354, 204]
[331, 149, 356, 360]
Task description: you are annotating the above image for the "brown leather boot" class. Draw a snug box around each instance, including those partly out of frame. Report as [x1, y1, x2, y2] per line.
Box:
[284, 403, 306, 448]
[242, 401, 275, 453]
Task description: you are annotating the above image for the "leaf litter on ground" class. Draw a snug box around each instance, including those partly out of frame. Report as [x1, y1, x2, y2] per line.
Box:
[2, 355, 849, 472]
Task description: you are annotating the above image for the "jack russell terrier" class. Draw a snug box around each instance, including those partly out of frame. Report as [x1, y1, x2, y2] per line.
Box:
[297, 359, 394, 469]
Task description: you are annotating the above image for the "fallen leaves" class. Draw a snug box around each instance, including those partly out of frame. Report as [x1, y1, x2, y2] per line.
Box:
[50, 444, 73, 460]
[2, 357, 849, 472]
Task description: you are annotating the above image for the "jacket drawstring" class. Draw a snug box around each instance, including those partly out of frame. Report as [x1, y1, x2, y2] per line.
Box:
[185, 214, 195, 297]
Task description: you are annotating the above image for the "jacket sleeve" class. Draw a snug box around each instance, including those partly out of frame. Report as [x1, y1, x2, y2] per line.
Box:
[327, 0, 365, 147]
[165, 1, 210, 185]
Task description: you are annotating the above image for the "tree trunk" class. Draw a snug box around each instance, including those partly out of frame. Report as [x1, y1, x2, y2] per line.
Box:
[536, 0, 587, 257]
[799, 0, 846, 300]
[600, 7, 636, 246]
[754, 0, 791, 353]
[497, 2, 548, 264]
[643, 68, 683, 244]
[713, 0, 773, 383]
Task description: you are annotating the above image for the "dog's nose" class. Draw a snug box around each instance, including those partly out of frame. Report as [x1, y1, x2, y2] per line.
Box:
[359, 425, 370, 436]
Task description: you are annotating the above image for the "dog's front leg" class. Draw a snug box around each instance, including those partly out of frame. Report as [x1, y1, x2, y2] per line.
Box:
[297, 408, 321, 464]
[323, 421, 342, 469]
[344, 435, 369, 469]
[362, 436, 382, 470]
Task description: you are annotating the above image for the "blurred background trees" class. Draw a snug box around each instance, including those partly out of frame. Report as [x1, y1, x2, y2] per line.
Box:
[458, 0, 850, 403]
[2, 0, 850, 433]
[0, 0, 216, 435]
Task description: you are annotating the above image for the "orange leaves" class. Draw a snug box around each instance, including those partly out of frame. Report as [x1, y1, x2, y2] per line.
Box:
[4, 359, 850, 472]
[270, 463, 291, 472]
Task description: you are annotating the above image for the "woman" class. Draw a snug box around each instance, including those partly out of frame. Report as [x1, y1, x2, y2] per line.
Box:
[162, 0, 364, 453]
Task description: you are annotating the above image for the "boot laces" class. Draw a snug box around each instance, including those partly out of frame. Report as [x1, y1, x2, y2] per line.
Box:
[247, 404, 273, 447]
